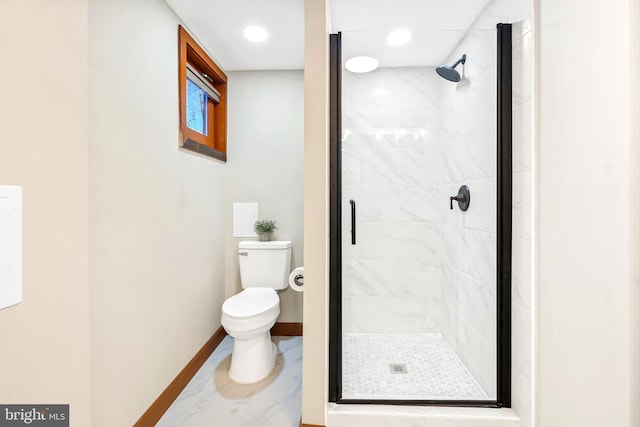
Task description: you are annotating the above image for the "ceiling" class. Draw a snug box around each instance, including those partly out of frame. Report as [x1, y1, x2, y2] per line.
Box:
[164, 0, 492, 71]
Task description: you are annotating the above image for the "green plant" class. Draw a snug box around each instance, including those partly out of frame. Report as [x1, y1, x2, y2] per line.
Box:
[254, 219, 277, 234]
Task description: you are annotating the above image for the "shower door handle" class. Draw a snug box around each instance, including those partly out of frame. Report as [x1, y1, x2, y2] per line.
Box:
[349, 199, 356, 245]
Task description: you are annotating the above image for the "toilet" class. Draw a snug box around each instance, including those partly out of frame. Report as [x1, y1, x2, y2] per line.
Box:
[221, 240, 292, 383]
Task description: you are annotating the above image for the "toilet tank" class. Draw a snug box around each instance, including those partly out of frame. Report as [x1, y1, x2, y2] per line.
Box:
[238, 240, 292, 290]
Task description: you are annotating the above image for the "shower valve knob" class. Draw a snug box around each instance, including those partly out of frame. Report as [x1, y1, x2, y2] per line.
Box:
[449, 185, 470, 211]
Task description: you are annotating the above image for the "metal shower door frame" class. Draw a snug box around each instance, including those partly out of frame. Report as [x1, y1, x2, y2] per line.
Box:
[329, 24, 512, 408]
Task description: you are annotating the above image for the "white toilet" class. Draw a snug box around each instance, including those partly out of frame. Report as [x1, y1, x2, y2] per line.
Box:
[221, 240, 292, 383]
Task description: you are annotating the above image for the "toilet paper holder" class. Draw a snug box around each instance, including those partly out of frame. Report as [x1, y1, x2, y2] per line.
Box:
[289, 267, 304, 292]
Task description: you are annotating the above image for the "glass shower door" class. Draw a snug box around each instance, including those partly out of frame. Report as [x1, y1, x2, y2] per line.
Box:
[337, 27, 504, 403]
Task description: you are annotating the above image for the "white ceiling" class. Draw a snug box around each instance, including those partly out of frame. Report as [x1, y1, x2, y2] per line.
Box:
[164, 0, 492, 71]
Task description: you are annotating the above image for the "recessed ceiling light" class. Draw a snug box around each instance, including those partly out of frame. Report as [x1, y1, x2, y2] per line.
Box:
[387, 29, 412, 46]
[243, 26, 268, 43]
[345, 56, 379, 73]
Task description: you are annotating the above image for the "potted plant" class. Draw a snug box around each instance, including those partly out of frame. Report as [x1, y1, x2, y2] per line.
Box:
[254, 219, 277, 242]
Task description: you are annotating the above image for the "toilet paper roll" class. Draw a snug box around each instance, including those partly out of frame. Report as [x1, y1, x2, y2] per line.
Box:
[288, 267, 304, 292]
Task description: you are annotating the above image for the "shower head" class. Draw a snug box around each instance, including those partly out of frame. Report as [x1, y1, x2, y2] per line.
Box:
[436, 54, 467, 82]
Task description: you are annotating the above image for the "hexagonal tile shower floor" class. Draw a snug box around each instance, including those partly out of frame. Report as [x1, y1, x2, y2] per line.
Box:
[342, 333, 488, 400]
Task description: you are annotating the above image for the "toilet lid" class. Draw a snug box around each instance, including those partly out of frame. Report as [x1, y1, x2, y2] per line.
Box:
[223, 288, 279, 318]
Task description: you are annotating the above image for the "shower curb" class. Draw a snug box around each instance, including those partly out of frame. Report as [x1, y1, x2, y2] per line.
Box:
[327, 403, 520, 427]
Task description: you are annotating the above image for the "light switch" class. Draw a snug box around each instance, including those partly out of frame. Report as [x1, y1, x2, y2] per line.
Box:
[0, 186, 22, 309]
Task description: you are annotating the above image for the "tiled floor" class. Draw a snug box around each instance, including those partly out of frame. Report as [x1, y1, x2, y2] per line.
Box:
[157, 336, 302, 427]
[342, 333, 488, 400]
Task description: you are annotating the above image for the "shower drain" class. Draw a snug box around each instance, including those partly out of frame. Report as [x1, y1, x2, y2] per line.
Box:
[389, 363, 407, 374]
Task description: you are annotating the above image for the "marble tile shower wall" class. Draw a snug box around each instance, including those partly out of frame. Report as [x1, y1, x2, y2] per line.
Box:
[340, 19, 533, 419]
[342, 67, 446, 334]
[510, 20, 534, 427]
[467, 5, 533, 425]
[439, 28, 499, 398]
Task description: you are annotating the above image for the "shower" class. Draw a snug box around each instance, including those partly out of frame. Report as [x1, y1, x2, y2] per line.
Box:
[330, 24, 513, 407]
[436, 54, 467, 82]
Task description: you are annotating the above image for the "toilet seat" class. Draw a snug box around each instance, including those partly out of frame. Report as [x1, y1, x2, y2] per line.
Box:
[221, 288, 280, 340]
[222, 288, 279, 319]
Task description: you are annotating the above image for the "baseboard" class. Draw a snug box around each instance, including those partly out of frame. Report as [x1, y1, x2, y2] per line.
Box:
[134, 326, 227, 427]
[271, 322, 303, 336]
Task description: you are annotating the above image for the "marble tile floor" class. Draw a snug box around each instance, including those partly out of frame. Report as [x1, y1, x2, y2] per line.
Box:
[342, 333, 488, 400]
[157, 336, 302, 427]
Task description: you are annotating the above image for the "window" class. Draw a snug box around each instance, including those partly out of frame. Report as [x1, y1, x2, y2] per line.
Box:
[178, 26, 227, 161]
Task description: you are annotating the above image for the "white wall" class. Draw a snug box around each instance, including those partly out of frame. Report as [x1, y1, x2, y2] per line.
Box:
[0, 1, 92, 425]
[88, 0, 226, 424]
[536, 0, 637, 424]
[630, 0, 640, 421]
[224, 70, 304, 322]
[510, 19, 534, 427]
[301, 0, 330, 424]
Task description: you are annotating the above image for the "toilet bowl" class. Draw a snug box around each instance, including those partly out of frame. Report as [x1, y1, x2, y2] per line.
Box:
[221, 288, 280, 383]
[221, 240, 292, 384]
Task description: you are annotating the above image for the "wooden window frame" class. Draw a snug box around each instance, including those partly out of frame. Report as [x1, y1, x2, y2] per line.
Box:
[178, 26, 228, 161]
